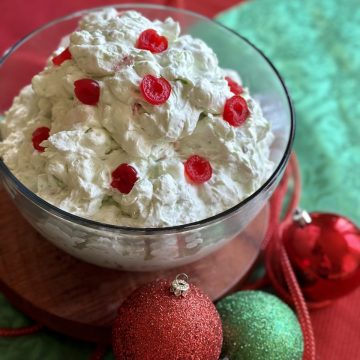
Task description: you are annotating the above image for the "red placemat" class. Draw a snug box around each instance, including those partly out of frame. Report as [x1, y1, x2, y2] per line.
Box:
[311, 288, 360, 359]
[0, 0, 244, 54]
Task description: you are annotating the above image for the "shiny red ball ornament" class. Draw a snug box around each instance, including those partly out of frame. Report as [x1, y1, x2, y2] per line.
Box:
[283, 210, 360, 302]
[112, 275, 223, 360]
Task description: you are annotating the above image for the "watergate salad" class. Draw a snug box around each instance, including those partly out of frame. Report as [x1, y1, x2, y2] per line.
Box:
[0, 9, 274, 227]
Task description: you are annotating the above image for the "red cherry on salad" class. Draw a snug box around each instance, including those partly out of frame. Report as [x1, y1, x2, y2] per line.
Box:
[184, 155, 212, 184]
[223, 95, 249, 127]
[136, 29, 168, 53]
[32, 127, 50, 152]
[74, 79, 100, 106]
[225, 76, 243, 95]
[111, 164, 138, 194]
[140, 75, 171, 105]
[52, 47, 72, 66]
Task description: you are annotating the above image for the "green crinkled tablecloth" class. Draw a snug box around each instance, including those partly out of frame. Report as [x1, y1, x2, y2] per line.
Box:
[1, 0, 359, 358]
[218, 0, 360, 223]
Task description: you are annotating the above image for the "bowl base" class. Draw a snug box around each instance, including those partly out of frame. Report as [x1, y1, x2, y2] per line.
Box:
[0, 187, 268, 343]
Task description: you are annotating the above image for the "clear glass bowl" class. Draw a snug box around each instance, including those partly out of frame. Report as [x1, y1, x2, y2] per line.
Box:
[0, 5, 294, 271]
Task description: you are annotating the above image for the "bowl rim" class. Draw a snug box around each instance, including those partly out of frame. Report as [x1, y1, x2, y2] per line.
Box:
[0, 3, 295, 234]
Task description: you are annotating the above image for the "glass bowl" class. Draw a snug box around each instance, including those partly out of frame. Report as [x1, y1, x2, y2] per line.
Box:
[0, 4, 294, 271]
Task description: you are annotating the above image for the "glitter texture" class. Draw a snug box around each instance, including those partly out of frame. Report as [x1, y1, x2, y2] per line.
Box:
[112, 279, 222, 360]
[216, 291, 303, 360]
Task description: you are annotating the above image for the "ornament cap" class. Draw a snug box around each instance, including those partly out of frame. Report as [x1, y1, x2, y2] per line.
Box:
[170, 273, 190, 297]
[293, 208, 312, 227]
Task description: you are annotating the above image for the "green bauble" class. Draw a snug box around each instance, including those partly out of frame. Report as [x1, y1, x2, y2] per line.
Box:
[216, 291, 303, 360]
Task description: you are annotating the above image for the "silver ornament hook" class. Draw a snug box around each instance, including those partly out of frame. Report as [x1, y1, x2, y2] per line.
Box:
[170, 273, 190, 297]
[293, 208, 312, 227]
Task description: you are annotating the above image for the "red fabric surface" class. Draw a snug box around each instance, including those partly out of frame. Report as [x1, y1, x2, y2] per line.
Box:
[1, 0, 360, 359]
[312, 288, 360, 359]
[0, 0, 242, 54]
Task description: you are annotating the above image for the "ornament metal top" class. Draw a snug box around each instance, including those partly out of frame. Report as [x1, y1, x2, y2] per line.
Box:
[293, 208, 312, 227]
[170, 273, 190, 297]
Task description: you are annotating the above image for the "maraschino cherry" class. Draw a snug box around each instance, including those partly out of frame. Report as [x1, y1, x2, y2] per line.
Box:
[140, 75, 171, 105]
[223, 96, 249, 127]
[225, 76, 243, 95]
[74, 79, 100, 106]
[184, 155, 212, 184]
[111, 164, 138, 194]
[32, 127, 50, 152]
[136, 29, 168, 53]
[52, 48, 72, 66]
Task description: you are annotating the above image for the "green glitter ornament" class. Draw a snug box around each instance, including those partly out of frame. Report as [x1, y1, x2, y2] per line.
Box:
[216, 291, 303, 360]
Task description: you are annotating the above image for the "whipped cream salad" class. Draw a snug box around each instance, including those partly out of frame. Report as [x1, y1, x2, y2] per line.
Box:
[0, 9, 274, 227]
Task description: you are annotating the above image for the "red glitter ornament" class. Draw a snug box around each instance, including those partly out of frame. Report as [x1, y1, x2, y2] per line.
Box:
[283, 210, 360, 302]
[184, 155, 212, 184]
[225, 76, 243, 95]
[52, 47, 72, 66]
[112, 275, 222, 360]
[111, 163, 138, 194]
[136, 29, 168, 53]
[223, 95, 249, 127]
[74, 79, 100, 106]
[32, 127, 50, 152]
[140, 75, 171, 105]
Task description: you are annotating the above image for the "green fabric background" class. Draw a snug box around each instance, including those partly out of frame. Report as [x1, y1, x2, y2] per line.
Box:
[217, 0, 360, 223]
[1, 0, 359, 358]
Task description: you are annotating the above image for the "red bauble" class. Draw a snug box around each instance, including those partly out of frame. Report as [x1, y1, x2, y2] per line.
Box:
[112, 278, 222, 360]
[284, 212, 360, 302]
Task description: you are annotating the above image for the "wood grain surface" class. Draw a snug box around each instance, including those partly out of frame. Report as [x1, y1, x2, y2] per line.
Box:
[0, 188, 268, 342]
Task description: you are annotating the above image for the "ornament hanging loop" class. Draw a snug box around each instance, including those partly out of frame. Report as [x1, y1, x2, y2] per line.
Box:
[170, 273, 190, 297]
[293, 208, 312, 227]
